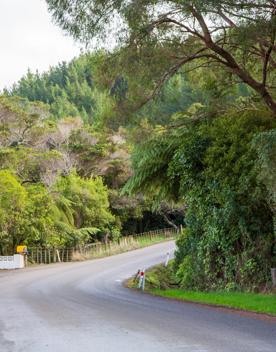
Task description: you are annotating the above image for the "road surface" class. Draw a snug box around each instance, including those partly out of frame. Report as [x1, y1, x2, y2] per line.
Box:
[0, 241, 275, 352]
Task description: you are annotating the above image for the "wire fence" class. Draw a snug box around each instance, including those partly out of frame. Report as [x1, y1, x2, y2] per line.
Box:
[27, 227, 179, 265]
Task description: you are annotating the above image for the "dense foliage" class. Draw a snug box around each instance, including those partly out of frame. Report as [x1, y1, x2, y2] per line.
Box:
[5, 53, 116, 126]
[0, 71, 184, 254]
[126, 107, 276, 290]
[0, 95, 126, 254]
[0, 169, 115, 255]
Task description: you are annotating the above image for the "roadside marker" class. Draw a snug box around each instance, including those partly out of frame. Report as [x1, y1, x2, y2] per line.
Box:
[165, 252, 170, 267]
[138, 268, 146, 290]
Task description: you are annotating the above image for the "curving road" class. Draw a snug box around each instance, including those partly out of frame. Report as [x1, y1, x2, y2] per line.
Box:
[0, 241, 275, 352]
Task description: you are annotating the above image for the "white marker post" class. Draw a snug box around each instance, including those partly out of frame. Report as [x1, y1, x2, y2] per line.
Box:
[142, 269, 146, 291]
[165, 252, 170, 267]
[138, 268, 146, 290]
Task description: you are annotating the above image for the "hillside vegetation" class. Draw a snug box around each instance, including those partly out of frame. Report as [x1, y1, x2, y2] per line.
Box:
[0, 0, 275, 292]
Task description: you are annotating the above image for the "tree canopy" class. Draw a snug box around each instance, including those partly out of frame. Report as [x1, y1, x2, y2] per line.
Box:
[46, 0, 276, 115]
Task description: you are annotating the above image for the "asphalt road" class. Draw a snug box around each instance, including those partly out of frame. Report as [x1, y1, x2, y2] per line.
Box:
[0, 241, 275, 352]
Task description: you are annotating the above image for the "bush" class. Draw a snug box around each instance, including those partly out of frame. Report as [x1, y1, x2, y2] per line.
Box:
[173, 112, 275, 291]
[144, 262, 179, 290]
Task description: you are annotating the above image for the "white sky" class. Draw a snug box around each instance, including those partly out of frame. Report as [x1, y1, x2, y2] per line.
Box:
[0, 0, 82, 90]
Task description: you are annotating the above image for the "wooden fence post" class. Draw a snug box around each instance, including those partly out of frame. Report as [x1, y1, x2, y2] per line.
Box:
[271, 268, 276, 287]
[56, 249, 61, 262]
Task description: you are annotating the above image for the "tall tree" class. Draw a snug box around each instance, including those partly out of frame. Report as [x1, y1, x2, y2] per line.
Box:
[46, 0, 276, 115]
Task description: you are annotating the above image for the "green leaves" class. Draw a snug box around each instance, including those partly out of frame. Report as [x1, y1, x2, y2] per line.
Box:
[0, 171, 53, 254]
[46, 0, 276, 114]
[127, 108, 276, 290]
[0, 171, 116, 253]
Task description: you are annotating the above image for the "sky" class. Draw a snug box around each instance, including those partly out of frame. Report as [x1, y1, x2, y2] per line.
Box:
[0, 0, 82, 90]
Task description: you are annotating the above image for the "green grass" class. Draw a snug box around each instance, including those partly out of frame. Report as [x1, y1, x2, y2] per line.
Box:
[149, 289, 276, 316]
[136, 235, 170, 246]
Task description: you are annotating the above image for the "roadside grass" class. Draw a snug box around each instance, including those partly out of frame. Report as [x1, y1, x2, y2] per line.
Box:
[129, 263, 276, 316]
[149, 289, 276, 316]
[136, 235, 169, 247]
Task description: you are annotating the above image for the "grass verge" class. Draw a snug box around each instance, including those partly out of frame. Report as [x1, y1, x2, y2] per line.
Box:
[149, 289, 276, 316]
[128, 264, 276, 317]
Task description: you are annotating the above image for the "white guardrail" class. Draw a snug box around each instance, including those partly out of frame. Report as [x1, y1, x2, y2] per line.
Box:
[0, 255, 25, 269]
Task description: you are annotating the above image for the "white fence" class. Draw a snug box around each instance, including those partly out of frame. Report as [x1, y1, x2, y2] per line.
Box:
[0, 255, 24, 269]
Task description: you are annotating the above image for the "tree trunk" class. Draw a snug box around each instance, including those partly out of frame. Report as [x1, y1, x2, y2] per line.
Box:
[192, 7, 276, 117]
[161, 213, 178, 230]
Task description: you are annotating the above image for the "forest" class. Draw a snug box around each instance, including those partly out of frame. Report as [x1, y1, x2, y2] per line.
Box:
[0, 0, 275, 291]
